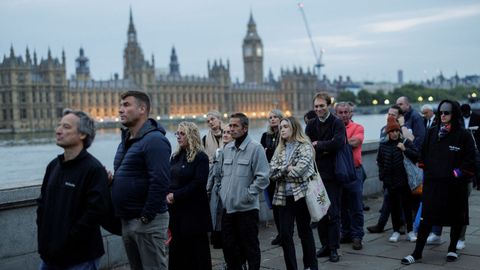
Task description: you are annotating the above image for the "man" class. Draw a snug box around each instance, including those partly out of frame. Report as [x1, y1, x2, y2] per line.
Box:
[219, 112, 270, 270]
[111, 91, 171, 269]
[421, 104, 438, 129]
[305, 92, 345, 262]
[203, 110, 224, 164]
[396, 96, 426, 151]
[335, 102, 365, 250]
[460, 103, 480, 145]
[37, 109, 110, 269]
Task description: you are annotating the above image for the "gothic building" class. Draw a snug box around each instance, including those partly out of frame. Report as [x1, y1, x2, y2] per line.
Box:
[0, 10, 320, 132]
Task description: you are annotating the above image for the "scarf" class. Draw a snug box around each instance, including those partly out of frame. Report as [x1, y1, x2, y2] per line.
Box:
[438, 123, 451, 139]
[205, 129, 223, 164]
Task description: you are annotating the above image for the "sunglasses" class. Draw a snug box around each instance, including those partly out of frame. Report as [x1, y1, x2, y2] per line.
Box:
[440, 111, 451, 116]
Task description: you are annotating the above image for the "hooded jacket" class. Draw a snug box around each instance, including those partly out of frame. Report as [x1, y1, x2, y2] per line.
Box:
[111, 118, 171, 220]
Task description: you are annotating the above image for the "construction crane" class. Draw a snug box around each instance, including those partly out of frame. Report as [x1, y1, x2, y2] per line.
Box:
[297, 2, 324, 82]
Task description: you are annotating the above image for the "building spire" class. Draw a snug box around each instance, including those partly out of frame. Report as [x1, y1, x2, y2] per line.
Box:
[26, 46, 31, 63]
[169, 46, 180, 77]
[127, 7, 137, 42]
[10, 44, 14, 58]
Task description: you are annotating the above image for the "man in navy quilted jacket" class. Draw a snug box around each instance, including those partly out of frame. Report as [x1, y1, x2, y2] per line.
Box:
[111, 91, 171, 269]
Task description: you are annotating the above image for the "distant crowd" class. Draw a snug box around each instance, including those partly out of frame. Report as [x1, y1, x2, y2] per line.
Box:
[36, 90, 479, 270]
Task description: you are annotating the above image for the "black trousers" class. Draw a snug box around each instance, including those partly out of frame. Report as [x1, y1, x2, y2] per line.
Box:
[222, 209, 260, 270]
[317, 180, 342, 250]
[169, 233, 212, 270]
[413, 222, 463, 258]
[388, 185, 413, 232]
[278, 196, 318, 270]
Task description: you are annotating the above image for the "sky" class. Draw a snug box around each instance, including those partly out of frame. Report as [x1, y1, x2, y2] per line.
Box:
[1, 0, 479, 83]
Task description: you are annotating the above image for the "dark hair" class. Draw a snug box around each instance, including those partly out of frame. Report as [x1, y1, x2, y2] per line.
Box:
[390, 104, 403, 115]
[304, 110, 316, 122]
[121, 91, 151, 114]
[437, 100, 462, 129]
[313, 92, 332, 106]
[63, 108, 96, 149]
[230, 112, 249, 127]
[460, 103, 471, 113]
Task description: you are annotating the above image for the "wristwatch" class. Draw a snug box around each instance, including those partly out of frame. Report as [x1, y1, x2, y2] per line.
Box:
[140, 216, 152, 224]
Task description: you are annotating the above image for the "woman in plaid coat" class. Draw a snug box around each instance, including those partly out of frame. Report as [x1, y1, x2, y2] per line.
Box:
[270, 116, 318, 270]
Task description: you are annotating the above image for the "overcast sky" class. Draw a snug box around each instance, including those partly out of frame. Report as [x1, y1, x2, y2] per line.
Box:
[1, 0, 479, 83]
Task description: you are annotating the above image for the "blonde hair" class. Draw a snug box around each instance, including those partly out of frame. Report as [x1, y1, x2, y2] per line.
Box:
[274, 116, 311, 154]
[173, 121, 205, 162]
[267, 109, 284, 134]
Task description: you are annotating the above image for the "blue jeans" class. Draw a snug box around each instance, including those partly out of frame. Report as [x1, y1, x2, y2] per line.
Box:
[341, 167, 365, 240]
[39, 257, 101, 270]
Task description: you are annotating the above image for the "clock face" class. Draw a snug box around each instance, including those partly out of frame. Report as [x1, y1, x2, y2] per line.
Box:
[129, 33, 135, 42]
[256, 46, 262, 56]
[244, 45, 253, 57]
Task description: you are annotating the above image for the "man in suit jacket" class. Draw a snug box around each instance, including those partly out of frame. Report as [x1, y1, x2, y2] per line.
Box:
[421, 104, 439, 129]
[461, 104, 480, 145]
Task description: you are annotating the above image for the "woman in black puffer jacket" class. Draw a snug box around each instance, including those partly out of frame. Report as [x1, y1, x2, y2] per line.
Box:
[377, 116, 419, 243]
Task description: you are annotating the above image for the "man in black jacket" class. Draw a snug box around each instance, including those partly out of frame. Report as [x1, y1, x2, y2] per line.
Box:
[306, 92, 346, 263]
[37, 109, 110, 269]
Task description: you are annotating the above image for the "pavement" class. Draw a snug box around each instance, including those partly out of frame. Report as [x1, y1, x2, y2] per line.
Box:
[113, 189, 480, 270]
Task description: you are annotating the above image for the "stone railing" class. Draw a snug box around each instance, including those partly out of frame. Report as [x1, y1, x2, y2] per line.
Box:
[0, 141, 381, 269]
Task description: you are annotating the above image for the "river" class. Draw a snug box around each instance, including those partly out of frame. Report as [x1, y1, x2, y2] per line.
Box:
[0, 114, 386, 187]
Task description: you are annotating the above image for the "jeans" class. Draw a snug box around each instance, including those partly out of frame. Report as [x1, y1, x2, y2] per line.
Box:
[317, 180, 342, 250]
[39, 258, 101, 270]
[121, 212, 169, 270]
[278, 197, 317, 270]
[222, 209, 260, 270]
[341, 168, 365, 240]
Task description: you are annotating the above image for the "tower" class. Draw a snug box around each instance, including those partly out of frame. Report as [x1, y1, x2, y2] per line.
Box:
[75, 48, 90, 81]
[123, 8, 154, 86]
[242, 12, 263, 84]
[169, 46, 180, 77]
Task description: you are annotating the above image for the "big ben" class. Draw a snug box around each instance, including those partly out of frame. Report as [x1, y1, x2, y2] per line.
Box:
[243, 12, 263, 84]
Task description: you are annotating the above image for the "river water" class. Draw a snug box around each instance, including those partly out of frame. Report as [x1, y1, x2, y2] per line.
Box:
[0, 114, 386, 187]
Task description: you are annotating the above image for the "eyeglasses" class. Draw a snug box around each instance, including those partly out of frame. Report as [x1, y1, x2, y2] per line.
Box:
[174, 131, 186, 137]
[440, 111, 451, 116]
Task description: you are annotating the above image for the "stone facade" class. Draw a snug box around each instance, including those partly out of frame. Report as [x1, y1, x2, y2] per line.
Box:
[0, 10, 326, 132]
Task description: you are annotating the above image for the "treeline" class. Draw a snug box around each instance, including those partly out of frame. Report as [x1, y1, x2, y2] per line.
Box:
[337, 84, 478, 106]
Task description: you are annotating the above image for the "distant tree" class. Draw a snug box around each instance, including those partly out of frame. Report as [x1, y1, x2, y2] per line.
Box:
[337, 90, 357, 103]
[357, 89, 373, 105]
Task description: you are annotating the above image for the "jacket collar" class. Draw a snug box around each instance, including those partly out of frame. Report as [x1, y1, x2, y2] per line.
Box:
[227, 134, 252, 151]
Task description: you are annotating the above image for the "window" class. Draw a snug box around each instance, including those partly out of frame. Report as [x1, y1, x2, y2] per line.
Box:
[20, 108, 27, 119]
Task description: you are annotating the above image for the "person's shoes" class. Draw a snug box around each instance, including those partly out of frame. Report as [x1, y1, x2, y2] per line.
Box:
[401, 255, 420, 265]
[456, 240, 466, 250]
[316, 246, 329, 257]
[446, 252, 458, 262]
[399, 225, 406, 235]
[407, 231, 417, 242]
[340, 236, 353, 244]
[271, 235, 281, 245]
[389, 232, 401, 242]
[329, 249, 340, 262]
[367, 224, 384, 233]
[426, 233, 442, 245]
[352, 238, 363, 250]
[363, 205, 370, 211]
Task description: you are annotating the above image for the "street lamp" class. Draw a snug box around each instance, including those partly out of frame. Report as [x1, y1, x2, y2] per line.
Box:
[384, 99, 390, 105]
[428, 96, 434, 102]
[417, 96, 423, 102]
[472, 92, 477, 98]
[372, 99, 378, 105]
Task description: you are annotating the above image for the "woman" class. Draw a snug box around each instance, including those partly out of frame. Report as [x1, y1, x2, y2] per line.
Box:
[167, 122, 212, 270]
[377, 116, 419, 243]
[206, 125, 234, 249]
[270, 116, 318, 270]
[402, 100, 475, 265]
[261, 109, 284, 245]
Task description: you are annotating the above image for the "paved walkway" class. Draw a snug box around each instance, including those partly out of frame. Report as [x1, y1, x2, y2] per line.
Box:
[115, 189, 480, 269]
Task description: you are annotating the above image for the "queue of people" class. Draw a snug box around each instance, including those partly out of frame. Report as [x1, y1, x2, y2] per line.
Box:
[35, 90, 477, 270]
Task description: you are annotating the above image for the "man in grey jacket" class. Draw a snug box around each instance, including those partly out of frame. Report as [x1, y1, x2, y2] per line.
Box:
[220, 112, 270, 270]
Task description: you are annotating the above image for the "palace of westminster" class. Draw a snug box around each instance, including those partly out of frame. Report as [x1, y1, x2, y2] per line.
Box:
[0, 10, 334, 132]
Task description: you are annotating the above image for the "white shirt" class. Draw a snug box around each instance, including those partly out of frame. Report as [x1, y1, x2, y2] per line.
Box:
[463, 116, 470, 129]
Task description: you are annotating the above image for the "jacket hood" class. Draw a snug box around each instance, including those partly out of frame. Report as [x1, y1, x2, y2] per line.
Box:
[121, 118, 167, 142]
[436, 100, 462, 130]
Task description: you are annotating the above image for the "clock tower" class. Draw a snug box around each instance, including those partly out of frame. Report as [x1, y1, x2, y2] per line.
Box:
[242, 12, 263, 84]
